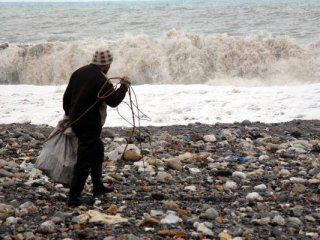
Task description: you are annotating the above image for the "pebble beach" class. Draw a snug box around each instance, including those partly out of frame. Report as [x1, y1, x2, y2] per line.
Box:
[0, 120, 319, 239]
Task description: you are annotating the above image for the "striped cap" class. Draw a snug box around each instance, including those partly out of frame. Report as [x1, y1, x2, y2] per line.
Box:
[91, 50, 113, 65]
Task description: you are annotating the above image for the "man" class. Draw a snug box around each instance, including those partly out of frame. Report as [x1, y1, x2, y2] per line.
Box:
[63, 49, 130, 207]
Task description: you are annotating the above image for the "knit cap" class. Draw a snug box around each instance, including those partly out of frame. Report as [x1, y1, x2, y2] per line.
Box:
[91, 50, 113, 65]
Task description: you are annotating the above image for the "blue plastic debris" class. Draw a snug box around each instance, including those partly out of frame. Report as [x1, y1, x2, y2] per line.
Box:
[233, 155, 246, 163]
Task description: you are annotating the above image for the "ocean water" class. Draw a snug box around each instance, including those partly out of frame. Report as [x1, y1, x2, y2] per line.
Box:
[0, 0, 320, 85]
[1, 0, 319, 126]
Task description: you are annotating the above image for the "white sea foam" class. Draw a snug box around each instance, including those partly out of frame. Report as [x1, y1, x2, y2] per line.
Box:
[1, 31, 320, 85]
[1, 84, 319, 127]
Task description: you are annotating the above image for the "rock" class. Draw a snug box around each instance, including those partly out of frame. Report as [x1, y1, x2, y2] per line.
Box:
[163, 200, 179, 210]
[218, 231, 232, 240]
[241, 120, 252, 126]
[0, 159, 8, 168]
[246, 192, 263, 201]
[220, 129, 235, 140]
[6, 216, 21, 225]
[38, 220, 56, 234]
[188, 167, 201, 174]
[77, 228, 97, 239]
[184, 185, 196, 191]
[252, 217, 270, 225]
[232, 171, 247, 179]
[204, 208, 219, 220]
[271, 227, 283, 237]
[278, 169, 291, 177]
[194, 222, 214, 237]
[0, 204, 15, 220]
[156, 172, 173, 183]
[167, 159, 182, 171]
[0, 169, 12, 177]
[160, 211, 182, 224]
[224, 181, 237, 191]
[258, 155, 269, 161]
[291, 184, 307, 194]
[287, 217, 303, 228]
[254, 184, 267, 191]
[133, 160, 154, 173]
[121, 234, 140, 240]
[272, 215, 286, 225]
[203, 135, 217, 142]
[16, 201, 38, 216]
[290, 177, 307, 183]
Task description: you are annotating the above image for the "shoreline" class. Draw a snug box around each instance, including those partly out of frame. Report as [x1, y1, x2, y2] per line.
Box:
[0, 120, 319, 239]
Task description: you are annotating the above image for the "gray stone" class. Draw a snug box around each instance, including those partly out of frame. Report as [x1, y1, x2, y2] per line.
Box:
[254, 184, 267, 191]
[287, 217, 303, 228]
[272, 227, 283, 237]
[272, 215, 286, 226]
[0, 169, 12, 177]
[194, 222, 214, 237]
[0, 203, 15, 220]
[224, 181, 238, 191]
[203, 135, 217, 142]
[0, 159, 8, 168]
[16, 201, 38, 217]
[232, 171, 247, 179]
[204, 208, 219, 220]
[38, 220, 56, 234]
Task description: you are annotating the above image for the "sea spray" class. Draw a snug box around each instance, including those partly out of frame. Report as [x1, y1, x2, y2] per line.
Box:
[1, 31, 319, 85]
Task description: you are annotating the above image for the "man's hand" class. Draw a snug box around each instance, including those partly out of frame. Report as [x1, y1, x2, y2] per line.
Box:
[121, 76, 131, 86]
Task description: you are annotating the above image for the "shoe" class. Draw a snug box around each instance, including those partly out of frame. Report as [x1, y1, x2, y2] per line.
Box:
[93, 185, 114, 196]
[67, 197, 82, 207]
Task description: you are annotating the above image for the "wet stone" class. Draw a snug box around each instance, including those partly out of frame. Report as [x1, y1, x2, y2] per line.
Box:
[0, 121, 319, 239]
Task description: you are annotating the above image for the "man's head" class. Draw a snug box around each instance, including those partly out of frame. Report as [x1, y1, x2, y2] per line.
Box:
[91, 50, 113, 74]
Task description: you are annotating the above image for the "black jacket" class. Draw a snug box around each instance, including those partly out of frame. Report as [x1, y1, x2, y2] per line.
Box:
[63, 64, 128, 131]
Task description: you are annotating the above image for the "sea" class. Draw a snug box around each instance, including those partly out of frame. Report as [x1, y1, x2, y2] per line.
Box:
[0, 0, 319, 126]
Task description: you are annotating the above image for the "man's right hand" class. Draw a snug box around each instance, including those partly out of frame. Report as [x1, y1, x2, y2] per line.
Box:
[121, 76, 131, 86]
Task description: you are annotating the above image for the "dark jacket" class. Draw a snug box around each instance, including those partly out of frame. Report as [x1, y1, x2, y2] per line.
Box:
[63, 64, 128, 132]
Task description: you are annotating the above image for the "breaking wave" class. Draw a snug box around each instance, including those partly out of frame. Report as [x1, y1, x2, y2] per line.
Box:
[1, 30, 320, 85]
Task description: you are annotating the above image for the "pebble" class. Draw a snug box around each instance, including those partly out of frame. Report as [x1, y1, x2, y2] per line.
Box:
[16, 201, 38, 216]
[224, 181, 238, 190]
[0, 121, 319, 239]
[246, 192, 263, 201]
[167, 159, 182, 171]
[0, 204, 15, 220]
[232, 171, 247, 179]
[160, 211, 182, 224]
[203, 135, 217, 142]
[156, 171, 173, 183]
[287, 217, 303, 228]
[254, 184, 267, 191]
[38, 220, 56, 234]
[272, 215, 286, 225]
[194, 222, 214, 237]
[204, 207, 219, 220]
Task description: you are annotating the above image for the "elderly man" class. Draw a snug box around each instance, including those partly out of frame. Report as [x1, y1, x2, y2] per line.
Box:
[63, 49, 130, 207]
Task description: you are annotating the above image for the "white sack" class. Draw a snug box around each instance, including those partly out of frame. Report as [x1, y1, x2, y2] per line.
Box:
[35, 117, 78, 186]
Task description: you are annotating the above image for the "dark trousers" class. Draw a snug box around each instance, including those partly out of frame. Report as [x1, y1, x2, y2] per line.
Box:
[69, 126, 104, 199]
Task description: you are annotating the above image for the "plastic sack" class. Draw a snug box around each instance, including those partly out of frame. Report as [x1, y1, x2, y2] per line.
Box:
[35, 117, 78, 186]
